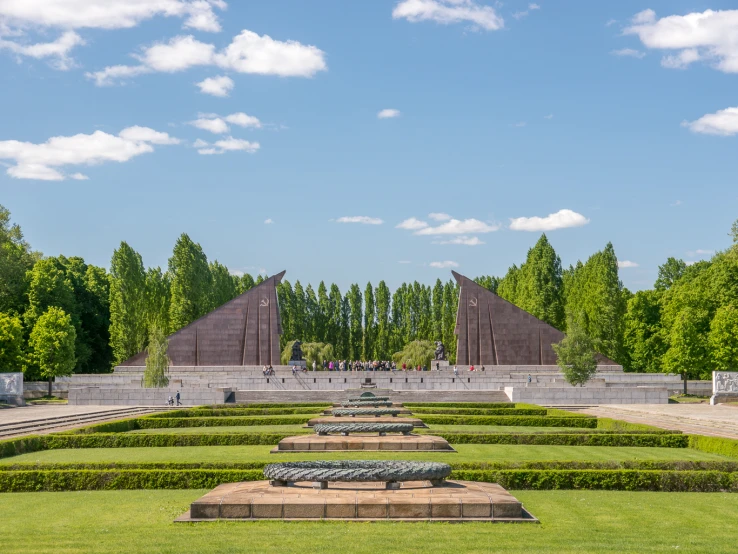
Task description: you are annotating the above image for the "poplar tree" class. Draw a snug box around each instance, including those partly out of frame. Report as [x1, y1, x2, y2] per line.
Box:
[347, 284, 363, 359]
[277, 280, 294, 350]
[292, 281, 306, 340]
[515, 234, 564, 329]
[375, 281, 391, 359]
[363, 282, 376, 359]
[432, 279, 444, 342]
[340, 295, 351, 358]
[623, 290, 665, 373]
[442, 280, 457, 362]
[168, 233, 212, 331]
[305, 284, 318, 342]
[328, 284, 343, 354]
[317, 282, 330, 343]
[145, 267, 170, 336]
[209, 260, 236, 310]
[238, 273, 255, 294]
[497, 264, 520, 305]
[390, 286, 405, 354]
[143, 325, 169, 388]
[109, 242, 147, 366]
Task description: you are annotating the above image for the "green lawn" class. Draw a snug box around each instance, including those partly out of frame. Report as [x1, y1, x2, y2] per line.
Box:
[0, 489, 736, 553]
[2, 444, 729, 465]
[128, 424, 312, 434]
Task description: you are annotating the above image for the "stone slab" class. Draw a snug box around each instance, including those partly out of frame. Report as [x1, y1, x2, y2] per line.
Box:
[179, 480, 536, 522]
[272, 434, 454, 452]
[307, 416, 426, 428]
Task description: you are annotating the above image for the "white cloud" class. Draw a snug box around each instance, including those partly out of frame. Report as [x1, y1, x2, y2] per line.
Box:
[196, 75, 234, 97]
[378, 108, 401, 119]
[0, 30, 84, 69]
[87, 29, 327, 86]
[436, 236, 485, 246]
[670, 200, 683, 207]
[191, 117, 229, 134]
[396, 217, 429, 230]
[544, 114, 554, 119]
[429, 260, 459, 268]
[229, 269, 244, 277]
[416, 218, 500, 235]
[687, 249, 714, 257]
[392, 0, 504, 31]
[611, 48, 645, 59]
[0, 0, 226, 32]
[683, 107, 738, 136]
[197, 137, 259, 155]
[512, 3, 540, 20]
[623, 9, 738, 73]
[428, 212, 451, 221]
[225, 112, 261, 128]
[70, 172, 89, 180]
[606, 19, 618, 27]
[509, 209, 590, 231]
[192, 138, 209, 148]
[618, 260, 639, 268]
[337, 216, 384, 225]
[512, 121, 526, 127]
[0, 125, 179, 181]
[264, 218, 274, 224]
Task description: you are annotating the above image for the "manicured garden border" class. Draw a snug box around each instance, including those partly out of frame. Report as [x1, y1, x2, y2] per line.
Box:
[417, 415, 598, 428]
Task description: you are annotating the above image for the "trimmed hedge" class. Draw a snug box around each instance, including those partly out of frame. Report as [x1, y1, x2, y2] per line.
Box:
[146, 407, 327, 418]
[417, 415, 598, 428]
[4, 460, 736, 472]
[1, 468, 735, 493]
[408, 407, 547, 416]
[428, 433, 689, 447]
[208, 403, 331, 409]
[136, 415, 315, 429]
[402, 402, 515, 409]
[689, 435, 738, 459]
[596, 417, 676, 434]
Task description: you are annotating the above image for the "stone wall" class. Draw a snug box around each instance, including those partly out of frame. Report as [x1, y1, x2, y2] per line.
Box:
[69, 387, 234, 406]
[504, 386, 669, 405]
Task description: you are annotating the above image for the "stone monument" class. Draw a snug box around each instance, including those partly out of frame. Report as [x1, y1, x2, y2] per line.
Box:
[711, 371, 738, 404]
[288, 340, 306, 368]
[0, 372, 24, 406]
[434, 341, 446, 361]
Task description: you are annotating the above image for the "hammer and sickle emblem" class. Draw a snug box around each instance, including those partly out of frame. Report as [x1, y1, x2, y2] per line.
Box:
[469, 297, 478, 307]
[260, 297, 269, 307]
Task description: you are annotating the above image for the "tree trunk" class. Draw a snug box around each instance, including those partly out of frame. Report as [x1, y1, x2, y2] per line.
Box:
[48, 376, 52, 398]
[683, 371, 687, 395]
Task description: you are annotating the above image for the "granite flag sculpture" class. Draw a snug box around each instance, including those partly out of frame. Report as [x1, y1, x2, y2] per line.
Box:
[452, 271, 613, 366]
[121, 271, 285, 367]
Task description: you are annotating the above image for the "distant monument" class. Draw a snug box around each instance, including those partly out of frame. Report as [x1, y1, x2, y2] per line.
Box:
[711, 371, 738, 405]
[121, 271, 286, 367]
[434, 341, 446, 361]
[452, 271, 614, 366]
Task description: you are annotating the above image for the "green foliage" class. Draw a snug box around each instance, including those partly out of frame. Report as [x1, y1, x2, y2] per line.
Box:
[430, 433, 687, 447]
[708, 304, 738, 372]
[23, 258, 76, 335]
[417, 415, 598, 428]
[662, 307, 711, 379]
[392, 339, 435, 369]
[146, 407, 328, 417]
[409, 407, 548, 416]
[347, 283, 362, 359]
[109, 242, 148, 366]
[688, 435, 738, 459]
[402, 402, 515, 408]
[144, 267, 170, 335]
[0, 204, 39, 316]
[168, 233, 212, 331]
[596, 417, 675, 434]
[623, 290, 665, 372]
[0, 312, 24, 371]
[362, 282, 376, 359]
[135, 415, 316, 428]
[142, 326, 169, 388]
[553, 320, 598, 386]
[655, 257, 687, 290]
[28, 307, 76, 383]
[208, 260, 236, 311]
[302, 342, 334, 368]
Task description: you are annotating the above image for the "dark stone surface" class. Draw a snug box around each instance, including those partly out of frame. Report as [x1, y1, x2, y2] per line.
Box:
[121, 271, 285, 367]
[451, 271, 614, 366]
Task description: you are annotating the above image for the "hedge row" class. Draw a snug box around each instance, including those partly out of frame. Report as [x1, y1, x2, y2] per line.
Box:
[417, 415, 598, 428]
[408, 407, 548, 416]
[136, 415, 315, 428]
[596, 417, 676, 434]
[207, 403, 331, 409]
[4, 460, 736, 472]
[689, 435, 738, 459]
[1, 468, 735, 493]
[427, 433, 689, 447]
[402, 402, 516, 409]
[146, 407, 327, 418]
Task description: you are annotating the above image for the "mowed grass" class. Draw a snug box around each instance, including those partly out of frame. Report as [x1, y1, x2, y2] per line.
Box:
[1, 444, 729, 465]
[1, 489, 737, 553]
[128, 424, 312, 434]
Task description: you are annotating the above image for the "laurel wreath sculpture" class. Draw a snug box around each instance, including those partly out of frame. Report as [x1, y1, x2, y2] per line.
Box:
[348, 396, 390, 402]
[360, 392, 376, 398]
[332, 408, 400, 417]
[341, 400, 392, 408]
[314, 423, 413, 436]
[264, 461, 451, 487]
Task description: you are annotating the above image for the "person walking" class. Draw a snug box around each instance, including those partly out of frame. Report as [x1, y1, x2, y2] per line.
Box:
[453, 365, 459, 376]
[176, 391, 181, 406]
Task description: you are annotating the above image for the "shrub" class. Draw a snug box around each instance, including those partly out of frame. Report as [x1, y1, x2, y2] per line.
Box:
[408, 408, 548, 416]
[597, 417, 676, 434]
[689, 435, 738, 459]
[428, 433, 688, 447]
[145, 407, 326, 418]
[207, 403, 332, 409]
[402, 403, 516, 409]
[136, 415, 315, 429]
[416, 415, 598, 428]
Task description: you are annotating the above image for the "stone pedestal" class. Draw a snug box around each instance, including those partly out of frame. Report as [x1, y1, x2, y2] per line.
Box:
[288, 360, 307, 368]
[307, 416, 426, 428]
[272, 434, 453, 452]
[0, 373, 25, 406]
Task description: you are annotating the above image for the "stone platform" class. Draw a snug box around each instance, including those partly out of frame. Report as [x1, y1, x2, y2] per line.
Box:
[323, 408, 412, 415]
[307, 416, 426, 428]
[272, 434, 453, 452]
[178, 480, 536, 522]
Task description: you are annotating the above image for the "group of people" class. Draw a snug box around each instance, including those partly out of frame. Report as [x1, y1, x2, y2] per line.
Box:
[452, 365, 486, 375]
[262, 365, 275, 376]
[166, 391, 181, 406]
[321, 360, 397, 372]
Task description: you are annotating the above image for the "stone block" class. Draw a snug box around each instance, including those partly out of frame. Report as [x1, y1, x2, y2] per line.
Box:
[461, 498, 491, 518]
[430, 498, 462, 518]
[325, 497, 356, 518]
[220, 502, 251, 519]
[283, 498, 325, 519]
[388, 497, 431, 519]
[357, 498, 387, 519]
[492, 501, 522, 518]
[251, 498, 284, 519]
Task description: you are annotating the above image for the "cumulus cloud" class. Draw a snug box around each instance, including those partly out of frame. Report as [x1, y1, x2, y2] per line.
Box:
[337, 216, 384, 225]
[378, 108, 401, 119]
[623, 9, 738, 73]
[509, 209, 590, 231]
[611, 48, 645, 59]
[512, 3, 540, 20]
[87, 30, 327, 86]
[428, 212, 451, 221]
[682, 107, 738, 136]
[416, 218, 500, 235]
[196, 75, 234, 97]
[196, 137, 259, 155]
[429, 260, 459, 268]
[392, 0, 503, 31]
[435, 236, 485, 246]
[189, 112, 262, 134]
[618, 260, 639, 268]
[396, 217, 429, 230]
[264, 218, 274, 224]
[544, 114, 554, 119]
[0, 125, 179, 180]
[0, 30, 84, 69]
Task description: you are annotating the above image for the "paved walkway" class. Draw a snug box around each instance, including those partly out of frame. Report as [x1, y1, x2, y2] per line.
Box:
[583, 404, 738, 439]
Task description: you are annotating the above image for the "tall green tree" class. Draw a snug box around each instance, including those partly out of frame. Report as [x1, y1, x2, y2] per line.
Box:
[662, 307, 711, 380]
[347, 284, 362, 359]
[209, 261, 236, 310]
[515, 234, 565, 329]
[304, 284, 318, 342]
[442, 280, 457, 362]
[145, 267, 170, 335]
[143, 325, 170, 388]
[277, 280, 294, 350]
[316, 282, 330, 343]
[0, 313, 24, 372]
[553, 319, 598, 386]
[237, 273, 255, 294]
[474, 275, 500, 293]
[109, 242, 147, 366]
[623, 290, 665, 373]
[23, 258, 76, 331]
[363, 282, 376, 359]
[497, 264, 521, 305]
[432, 279, 444, 342]
[168, 233, 212, 330]
[340, 295, 351, 359]
[375, 281, 391, 359]
[28, 307, 76, 396]
[655, 257, 687, 290]
[0, 204, 39, 316]
[292, 281, 306, 340]
[709, 304, 738, 373]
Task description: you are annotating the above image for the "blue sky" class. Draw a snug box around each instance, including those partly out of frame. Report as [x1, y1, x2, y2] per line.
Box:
[1, 1, 737, 292]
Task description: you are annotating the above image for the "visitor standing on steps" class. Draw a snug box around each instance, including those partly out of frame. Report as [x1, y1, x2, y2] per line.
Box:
[176, 391, 181, 406]
[312, 360, 316, 371]
[453, 366, 459, 376]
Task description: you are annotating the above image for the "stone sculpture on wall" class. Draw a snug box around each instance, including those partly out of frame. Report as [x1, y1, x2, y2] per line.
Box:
[434, 341, 446, 361]
[714, 371, 738, 393]
[291, 340, 304, 361]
